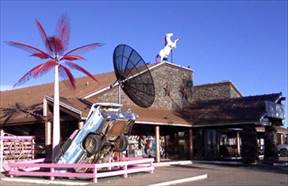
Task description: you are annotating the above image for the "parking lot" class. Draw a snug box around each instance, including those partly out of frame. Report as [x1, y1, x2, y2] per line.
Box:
[1, 162, 287, 186]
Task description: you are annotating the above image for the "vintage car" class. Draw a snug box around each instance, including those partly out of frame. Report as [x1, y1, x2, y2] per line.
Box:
[56, 103, 136, 166]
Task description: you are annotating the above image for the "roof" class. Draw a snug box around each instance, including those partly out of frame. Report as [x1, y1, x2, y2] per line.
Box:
[275, 126, 288, 134]
[0, 62, 190, 126]
[0, 61, 284, 128]
[124, 105, 191, 126]
[177, 93, 283, 127]
[0, 71, 116, 125]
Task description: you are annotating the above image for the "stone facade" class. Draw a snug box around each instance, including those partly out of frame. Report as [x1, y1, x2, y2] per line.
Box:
[95, 62, 193, 110]
[192, 81, 241, 101]
[94, 63, 242, 111]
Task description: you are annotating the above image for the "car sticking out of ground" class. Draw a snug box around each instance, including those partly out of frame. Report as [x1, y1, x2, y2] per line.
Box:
[56, 103, 136, 171]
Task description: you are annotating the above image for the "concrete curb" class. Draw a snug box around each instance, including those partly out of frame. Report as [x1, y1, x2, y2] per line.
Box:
[1, 177, 90, 185]
[273, 162, 288, 167]
[193, 160, 243, 165]
[148, 174, 208, 186]
[154, 160, 193, 167]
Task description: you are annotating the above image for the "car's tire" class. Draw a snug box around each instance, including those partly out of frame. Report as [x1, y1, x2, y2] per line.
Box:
[115, 135, 128, 152]
[84, 134, 102, 155]
[279, 149, 288, 157]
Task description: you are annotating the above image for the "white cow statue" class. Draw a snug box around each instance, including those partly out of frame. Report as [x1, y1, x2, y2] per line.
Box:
[157, 33, 179, 62]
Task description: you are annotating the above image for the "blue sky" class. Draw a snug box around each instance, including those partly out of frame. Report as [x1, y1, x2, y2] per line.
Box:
[0, 1, 287, 125]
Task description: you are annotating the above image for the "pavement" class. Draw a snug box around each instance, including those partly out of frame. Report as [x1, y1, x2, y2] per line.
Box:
[1, 162, 287, 186]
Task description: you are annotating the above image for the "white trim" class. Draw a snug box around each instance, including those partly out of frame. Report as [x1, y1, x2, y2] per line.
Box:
[164, 61, 193, 72]
[136, 120, 192, 127]
[45, 96, 82, 116]
[83, 83, 119, 99]
[275, 93, 283, 103]
[148, 174, 208, 186]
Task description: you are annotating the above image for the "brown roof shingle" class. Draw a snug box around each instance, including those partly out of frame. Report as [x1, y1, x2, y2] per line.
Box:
[0, 71, 116, 125]
[176, 93, 282, 126]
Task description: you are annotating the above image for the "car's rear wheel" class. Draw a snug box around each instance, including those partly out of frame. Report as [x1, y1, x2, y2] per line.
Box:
[115, 135, 128, 152]
[84, 134, 102, 155]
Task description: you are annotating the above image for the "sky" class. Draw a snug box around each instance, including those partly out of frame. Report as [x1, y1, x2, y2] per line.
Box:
[0, 0, 287, 126]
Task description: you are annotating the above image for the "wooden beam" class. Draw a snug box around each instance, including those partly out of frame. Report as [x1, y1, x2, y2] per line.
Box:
[236, 131, 241, 156]
[43, 98, 51, 146]
[155, 126, 160, 163]
[189, 129, 193, 160]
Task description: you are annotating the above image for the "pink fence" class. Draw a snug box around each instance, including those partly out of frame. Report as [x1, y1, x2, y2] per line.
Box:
[8, 158, 154, 183]
[0, 134, 35, 172]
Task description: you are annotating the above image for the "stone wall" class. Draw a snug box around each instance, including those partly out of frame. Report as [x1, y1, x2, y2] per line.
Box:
[96, 63, 193, 110]
[192, 81, 241, 101]
[93, 63, 242, 110]
[230, 84, 242, 98]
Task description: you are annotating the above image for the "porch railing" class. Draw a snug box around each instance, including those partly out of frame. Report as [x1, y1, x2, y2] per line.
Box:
[8, 158, 154, 183]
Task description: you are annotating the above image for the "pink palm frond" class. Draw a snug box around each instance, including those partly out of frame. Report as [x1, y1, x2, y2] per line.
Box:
[56, 15, 70, 51]
[13, 63, 44, 87]
[32, 60, 57, 78]
[47, 37, 64, 55]
[6, 41, 50, 59]
[35, 19, 53, 53]
[65, 61, 97, 81]
[8, 15, 102, 89]
[64, 43, 103, 56]
[59, 64, 76, 89]
[31, 53, 50, 59]
[61, 54, 85, 61]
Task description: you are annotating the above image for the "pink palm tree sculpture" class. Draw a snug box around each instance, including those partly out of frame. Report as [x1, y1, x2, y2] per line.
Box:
[6, 15, 103, 161]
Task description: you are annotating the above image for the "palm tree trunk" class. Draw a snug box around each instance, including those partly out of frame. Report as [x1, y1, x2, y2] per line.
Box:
[52, 64, 60, 162]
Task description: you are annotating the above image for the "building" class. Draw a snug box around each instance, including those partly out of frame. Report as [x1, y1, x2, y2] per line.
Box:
[0, 61, 286, 162]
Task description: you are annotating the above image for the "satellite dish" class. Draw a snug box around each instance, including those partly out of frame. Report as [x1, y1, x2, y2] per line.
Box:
[113, 44, 155, 108]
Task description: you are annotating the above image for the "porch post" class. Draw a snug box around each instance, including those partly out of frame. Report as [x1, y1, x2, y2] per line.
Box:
[78, 121, 84, 129]
[0, 129, 4, 172]
[280, 134, 284, 144]
[155, 126, 160, 163]
[43, 97, 52, 146]
[189, 128, 193, 160]
[236, 131, 241, 156]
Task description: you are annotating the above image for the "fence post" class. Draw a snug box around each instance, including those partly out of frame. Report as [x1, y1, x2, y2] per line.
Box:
[108, 156, 112, 170]
[31, 138, 35, 160]
[150, 160, 154, 174]
[50, 167, 55, 180]
[9, 166, 14, 178]
[124, 164, 128, 178]
[0, 131, 3, 172]
[93, 164, 97, 183]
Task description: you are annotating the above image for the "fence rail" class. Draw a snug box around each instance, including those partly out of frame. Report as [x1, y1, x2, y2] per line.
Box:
[8, 158, 154, 183]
